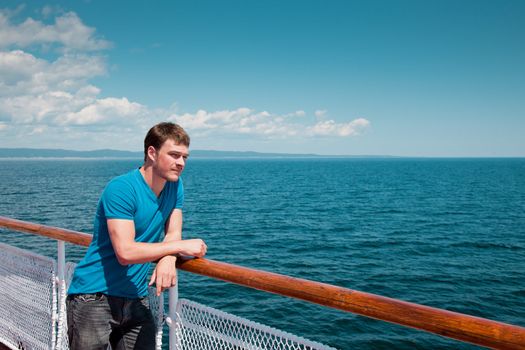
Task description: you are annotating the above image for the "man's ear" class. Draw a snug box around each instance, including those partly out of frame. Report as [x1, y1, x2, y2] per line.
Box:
[147, 146, 157, 162]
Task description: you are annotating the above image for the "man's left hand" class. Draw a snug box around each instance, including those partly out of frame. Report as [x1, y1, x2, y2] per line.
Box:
[149, 255, 177, 296]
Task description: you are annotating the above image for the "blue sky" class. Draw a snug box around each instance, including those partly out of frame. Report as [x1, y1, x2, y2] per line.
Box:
[0, 0, 524, 156]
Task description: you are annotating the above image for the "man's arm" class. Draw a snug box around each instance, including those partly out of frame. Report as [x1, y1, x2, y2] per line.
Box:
[163, 208, 184, 245]
[149, 209, 184, 295]
[107, 216, 206, 265]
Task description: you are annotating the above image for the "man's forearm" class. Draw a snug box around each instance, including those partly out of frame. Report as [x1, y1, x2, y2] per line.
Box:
[157, 208, 183, 261]
[115, 240, 181, 265]
[115, 238, 203, 265]
[109, 211, 205, 265]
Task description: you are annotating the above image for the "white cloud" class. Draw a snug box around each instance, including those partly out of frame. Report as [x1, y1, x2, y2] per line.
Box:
[0, 10, 110, 51]
[169, 108, 369, 138]
[315, 109, 327, 119]
[28, 125, 46, 135]
[56, 97, 146, 126]
[0, 8, 145, 147]
[307, 118, 370, 137]
[0, 50, 106, 99]
[283, 110, 305, 118]
[0, 8, 114, 129]
[0, 49, 109, 125]
[41, 5, 62, 19]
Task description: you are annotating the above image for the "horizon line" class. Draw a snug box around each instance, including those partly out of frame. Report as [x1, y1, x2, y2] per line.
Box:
[0, 147, 524, 159]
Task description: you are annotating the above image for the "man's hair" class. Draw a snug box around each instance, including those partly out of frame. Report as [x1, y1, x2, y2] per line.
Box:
[144, 122, 190, 161]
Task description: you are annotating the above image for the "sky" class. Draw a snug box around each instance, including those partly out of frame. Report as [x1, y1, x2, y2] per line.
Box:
[0, 0, 524, 156]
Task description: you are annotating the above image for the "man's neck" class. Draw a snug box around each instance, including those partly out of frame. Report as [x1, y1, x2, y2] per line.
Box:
[139, 164, 166, 197]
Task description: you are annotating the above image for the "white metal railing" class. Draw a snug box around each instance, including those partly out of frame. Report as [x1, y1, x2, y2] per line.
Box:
[0, 242, 57, 350]
[0, 236, 335, 350]
[56, 241, 66, 349]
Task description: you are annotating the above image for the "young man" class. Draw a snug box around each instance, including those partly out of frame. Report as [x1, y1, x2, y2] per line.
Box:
[67, 122, 206, 350]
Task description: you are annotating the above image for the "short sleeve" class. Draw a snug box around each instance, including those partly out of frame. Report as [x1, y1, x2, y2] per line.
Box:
[174, 178, 184, 209]
[101, 179, 136, 220]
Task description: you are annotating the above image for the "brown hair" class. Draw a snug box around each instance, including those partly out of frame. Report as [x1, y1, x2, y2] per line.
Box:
[144, 122, 190, 161]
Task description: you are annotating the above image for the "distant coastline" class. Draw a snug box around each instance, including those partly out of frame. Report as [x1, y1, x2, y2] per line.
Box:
[0, 148, 393, 159]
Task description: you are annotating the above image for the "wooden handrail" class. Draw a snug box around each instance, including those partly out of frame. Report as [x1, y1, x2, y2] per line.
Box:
[1, 216, 524, 349]
[0, 216, 92, 246]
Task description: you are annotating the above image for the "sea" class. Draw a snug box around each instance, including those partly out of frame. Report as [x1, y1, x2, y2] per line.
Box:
[1, 157, 524, 349]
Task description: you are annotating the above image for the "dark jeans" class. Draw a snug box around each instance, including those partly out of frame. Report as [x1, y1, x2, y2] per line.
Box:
[66, 293, 156, 350]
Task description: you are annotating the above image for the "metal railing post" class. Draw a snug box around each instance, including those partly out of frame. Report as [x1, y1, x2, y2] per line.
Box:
[57, 240, 65, 283]
[55, 240, 66, 349]
[168, 279, 179, 350]
[156, 292, 164, 350]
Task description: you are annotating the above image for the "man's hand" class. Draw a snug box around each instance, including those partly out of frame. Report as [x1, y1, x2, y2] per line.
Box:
[148, 239, 207, 296]
[176, 239, 207, 257]
[149, 255, 177, 296]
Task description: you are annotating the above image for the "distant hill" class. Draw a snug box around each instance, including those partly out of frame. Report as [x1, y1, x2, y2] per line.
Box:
[187, 150, 322, 158]
[0, 148, 143, 158]
[0, 148, 392, 159]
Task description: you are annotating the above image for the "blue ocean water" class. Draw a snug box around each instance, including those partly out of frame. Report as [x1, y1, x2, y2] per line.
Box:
[1, 158, 524, 349]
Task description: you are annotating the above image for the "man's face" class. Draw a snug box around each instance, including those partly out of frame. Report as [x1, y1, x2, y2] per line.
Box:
[151, 139, 189, 182]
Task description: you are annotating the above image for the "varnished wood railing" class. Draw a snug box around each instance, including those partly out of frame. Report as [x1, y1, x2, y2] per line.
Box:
[1, 216, 524, 349]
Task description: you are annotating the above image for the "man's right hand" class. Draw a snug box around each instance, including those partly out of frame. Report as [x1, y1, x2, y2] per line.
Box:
[176, 239, 207, 257]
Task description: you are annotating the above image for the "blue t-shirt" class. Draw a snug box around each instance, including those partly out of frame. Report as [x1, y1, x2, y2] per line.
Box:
[68, 168, 184, 298]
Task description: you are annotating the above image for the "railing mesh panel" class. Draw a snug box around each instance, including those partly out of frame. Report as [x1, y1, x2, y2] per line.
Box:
[174, 299, 337, 350]
[0, 243, 336, 350]
[0, 242, 57, 350]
